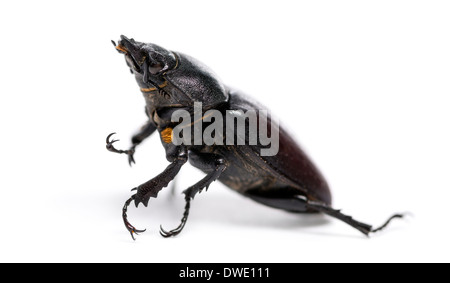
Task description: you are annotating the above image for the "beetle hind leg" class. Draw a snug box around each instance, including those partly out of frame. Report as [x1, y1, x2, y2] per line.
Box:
[370, 214, 405, 233]
[305, 199, 404, 236]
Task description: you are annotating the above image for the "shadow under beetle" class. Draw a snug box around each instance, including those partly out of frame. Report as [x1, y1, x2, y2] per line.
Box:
[107, 35, 403, 239]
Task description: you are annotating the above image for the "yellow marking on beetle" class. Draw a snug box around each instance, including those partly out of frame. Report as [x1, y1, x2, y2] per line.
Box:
[161, 128, 173, 144]
[140, 81, 169, 93]
[158, 81, 168, 88]
[116, 45, 128, 53]
[141, 87, 157, 92]
[160, 113, 212, 144]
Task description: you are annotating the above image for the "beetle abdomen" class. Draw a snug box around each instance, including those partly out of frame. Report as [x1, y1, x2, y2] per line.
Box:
[218, 91, 332, 205]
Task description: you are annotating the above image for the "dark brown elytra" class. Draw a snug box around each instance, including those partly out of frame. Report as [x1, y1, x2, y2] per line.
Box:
[106, 35, 404, 240]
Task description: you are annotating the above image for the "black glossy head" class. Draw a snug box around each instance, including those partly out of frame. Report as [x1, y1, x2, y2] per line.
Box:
[114, 35, 228, 109]
[114, 35, 176, 86]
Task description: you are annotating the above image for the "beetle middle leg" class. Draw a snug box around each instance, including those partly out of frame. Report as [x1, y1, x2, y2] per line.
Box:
[160, 152, 227, 238]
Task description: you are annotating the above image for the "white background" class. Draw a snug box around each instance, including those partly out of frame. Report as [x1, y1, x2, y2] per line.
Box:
[0, 0, 449, 263]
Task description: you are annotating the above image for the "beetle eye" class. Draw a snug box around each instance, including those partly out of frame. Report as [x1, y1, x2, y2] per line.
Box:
[148, 61, 163, 75]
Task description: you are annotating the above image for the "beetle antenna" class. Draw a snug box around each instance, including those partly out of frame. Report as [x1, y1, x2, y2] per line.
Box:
[111, 40, 117, 47]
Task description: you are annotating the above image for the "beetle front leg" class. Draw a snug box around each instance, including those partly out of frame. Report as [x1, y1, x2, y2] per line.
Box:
[122, 195, 146, 240]
[106, 120, 157, 166]
[133, 146, 188, 207]
[160, 153, 226, 238]
[106, 133, 136, 165]
[121, 146, 187, 240]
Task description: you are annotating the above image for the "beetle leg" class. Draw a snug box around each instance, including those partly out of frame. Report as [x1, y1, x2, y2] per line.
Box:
[131, 118, 157, 147]
[184, 157, 226, 199]
[160, 194, 191, 238]
[133, 146, 188, 208]
[370, 214, 406, 233]
[106, 133, 136, 166]
[305, 199, 404, 236]
[122, 195, 146, 241]
[121, 146, 187, 240]
[160, 154, 226, 238]
[160, 155, 226, 238]
[106, 120, 156, 166]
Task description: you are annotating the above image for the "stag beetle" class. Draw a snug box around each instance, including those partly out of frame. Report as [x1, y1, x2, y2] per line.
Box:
[107, 35, 403, 239]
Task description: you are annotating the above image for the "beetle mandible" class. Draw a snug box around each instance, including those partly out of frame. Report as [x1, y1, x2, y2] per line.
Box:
[107, 35, 403, 239]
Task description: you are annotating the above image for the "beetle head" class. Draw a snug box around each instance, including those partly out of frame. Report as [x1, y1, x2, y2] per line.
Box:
[113, 35, 176, 87]
[114, 35, 177, 87]
[114, 36, 228, 109]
